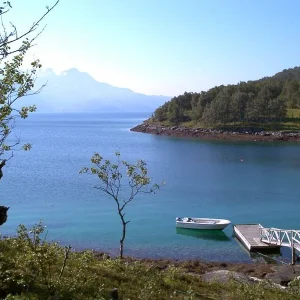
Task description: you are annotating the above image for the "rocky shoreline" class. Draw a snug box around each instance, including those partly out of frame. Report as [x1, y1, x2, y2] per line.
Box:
[131, 123, 300, 142]
[91, 252, 300, 288]
[119, 255, 300, 288]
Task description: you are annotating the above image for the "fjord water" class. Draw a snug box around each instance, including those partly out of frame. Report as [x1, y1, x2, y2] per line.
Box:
[1, 113, 300, 263]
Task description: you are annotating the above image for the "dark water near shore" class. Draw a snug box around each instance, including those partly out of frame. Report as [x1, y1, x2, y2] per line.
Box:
[1, 113, 300, 263]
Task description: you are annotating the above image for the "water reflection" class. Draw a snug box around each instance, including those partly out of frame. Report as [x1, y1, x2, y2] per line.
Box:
[234, 237, 285, 264]
[176, 228, 231, 242]
[250, 252, 282, 264]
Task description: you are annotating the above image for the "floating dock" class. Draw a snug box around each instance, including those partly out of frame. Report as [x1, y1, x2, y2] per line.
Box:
[234, 224, 280, 252]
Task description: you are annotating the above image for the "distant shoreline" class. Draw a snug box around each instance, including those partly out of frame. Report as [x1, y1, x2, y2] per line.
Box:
[130, 123, 300, 142]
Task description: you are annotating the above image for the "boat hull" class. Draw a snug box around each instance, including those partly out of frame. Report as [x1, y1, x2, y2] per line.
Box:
[176, 217, 231, 230]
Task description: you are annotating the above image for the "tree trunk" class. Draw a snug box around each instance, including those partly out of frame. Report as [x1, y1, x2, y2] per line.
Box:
[110, 288, 118, 300]
[0, 159, 6, 180]
[119, 214, 127, 259]
[0, 206, 9, 226]
[0, 160, 8, 226]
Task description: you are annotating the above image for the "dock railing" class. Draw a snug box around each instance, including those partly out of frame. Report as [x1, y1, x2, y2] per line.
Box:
[259, 226, 300, 264]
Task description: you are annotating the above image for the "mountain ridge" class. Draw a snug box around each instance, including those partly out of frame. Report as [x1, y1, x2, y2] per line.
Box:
[21, 68, 170, 113]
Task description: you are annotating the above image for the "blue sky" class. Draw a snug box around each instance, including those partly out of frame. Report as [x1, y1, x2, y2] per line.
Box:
[9, 0, 300, 96]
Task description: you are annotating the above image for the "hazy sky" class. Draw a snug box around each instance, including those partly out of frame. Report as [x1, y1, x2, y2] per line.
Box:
[9, 0, 300, 96]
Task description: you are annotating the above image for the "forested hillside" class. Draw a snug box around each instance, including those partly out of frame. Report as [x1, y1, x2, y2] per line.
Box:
[152, 67, 300, 127]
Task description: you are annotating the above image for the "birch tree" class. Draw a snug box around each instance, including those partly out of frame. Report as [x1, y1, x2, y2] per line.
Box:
[80, 152, 162, 259]
[0, 1, 59, 225]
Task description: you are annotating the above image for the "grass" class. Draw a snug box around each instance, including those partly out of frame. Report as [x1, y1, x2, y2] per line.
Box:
[147, 109, 300, 131]
[1, 223, 300, 299]
[287, 108, 300, 118]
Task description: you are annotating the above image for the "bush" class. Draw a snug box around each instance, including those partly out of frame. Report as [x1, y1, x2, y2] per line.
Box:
[1, 222, 300, 299]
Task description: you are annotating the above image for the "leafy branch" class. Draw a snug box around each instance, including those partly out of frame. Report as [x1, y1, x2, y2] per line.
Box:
[80, 151, 163, 258]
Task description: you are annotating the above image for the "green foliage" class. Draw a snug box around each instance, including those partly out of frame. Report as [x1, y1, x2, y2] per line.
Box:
[0, 1, 59, 179]
[1, 223, 300, 299]
[80, 152, 162, 259]
[154, 105, 168, 121]
[287, 108, 300, 118]
[0, 46, 40, 160]
[0, 222, 104, 299]
[152, 67, 300, 128]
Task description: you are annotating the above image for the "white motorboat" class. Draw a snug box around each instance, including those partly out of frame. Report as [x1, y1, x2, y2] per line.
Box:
[176, 217, 231, 230]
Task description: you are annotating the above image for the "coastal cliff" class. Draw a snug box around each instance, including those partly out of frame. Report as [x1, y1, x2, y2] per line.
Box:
[131, 123, 300, 142]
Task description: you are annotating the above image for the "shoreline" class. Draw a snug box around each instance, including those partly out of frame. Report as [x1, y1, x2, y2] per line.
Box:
[91, 251, 300, 285]
[127, 122, 300, 285]
[130, 123, 300, 142]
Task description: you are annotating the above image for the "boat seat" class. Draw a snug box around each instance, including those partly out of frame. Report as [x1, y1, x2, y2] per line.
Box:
[196, 220, 217, 224]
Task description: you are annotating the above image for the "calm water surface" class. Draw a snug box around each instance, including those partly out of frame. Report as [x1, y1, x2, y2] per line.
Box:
[1, 113, 300, 263]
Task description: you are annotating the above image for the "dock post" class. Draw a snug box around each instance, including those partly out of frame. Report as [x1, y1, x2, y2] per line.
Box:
[291, 232, 296, 265]
[292, 246, 296, 265]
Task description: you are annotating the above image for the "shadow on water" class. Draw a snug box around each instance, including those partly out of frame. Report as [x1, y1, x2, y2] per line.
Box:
[233, 237, 292, 264]
[176, 228, 231, 242]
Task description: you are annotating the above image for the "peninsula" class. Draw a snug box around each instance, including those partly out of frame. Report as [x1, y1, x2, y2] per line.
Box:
[131, 67, 300, 142]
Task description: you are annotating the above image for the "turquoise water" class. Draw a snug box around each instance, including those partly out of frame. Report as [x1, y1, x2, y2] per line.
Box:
[1, 113, 300, 262]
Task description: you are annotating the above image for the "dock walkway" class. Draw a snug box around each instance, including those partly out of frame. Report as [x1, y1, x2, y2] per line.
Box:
[234, 224, 280, 252]
[234, 224, 300, 264]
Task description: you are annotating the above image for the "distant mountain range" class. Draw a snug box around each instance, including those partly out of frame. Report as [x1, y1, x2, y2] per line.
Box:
[20, 68, 170, 113]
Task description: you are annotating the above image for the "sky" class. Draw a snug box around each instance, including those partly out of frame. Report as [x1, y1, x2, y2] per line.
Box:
[7, 0, 300, 96]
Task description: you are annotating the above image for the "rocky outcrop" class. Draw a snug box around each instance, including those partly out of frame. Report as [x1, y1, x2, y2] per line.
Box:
[199, 267, 300, 290]
[200, 270, 254, 285]
[130, 123, 300, 142]
[265, 265, 300, 286]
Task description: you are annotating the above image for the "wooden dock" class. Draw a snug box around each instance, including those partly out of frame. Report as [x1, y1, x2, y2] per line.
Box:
[234, 224, 280, 252]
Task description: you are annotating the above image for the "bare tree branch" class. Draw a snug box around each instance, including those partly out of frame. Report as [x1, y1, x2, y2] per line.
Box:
[1, 1, 59, 49]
